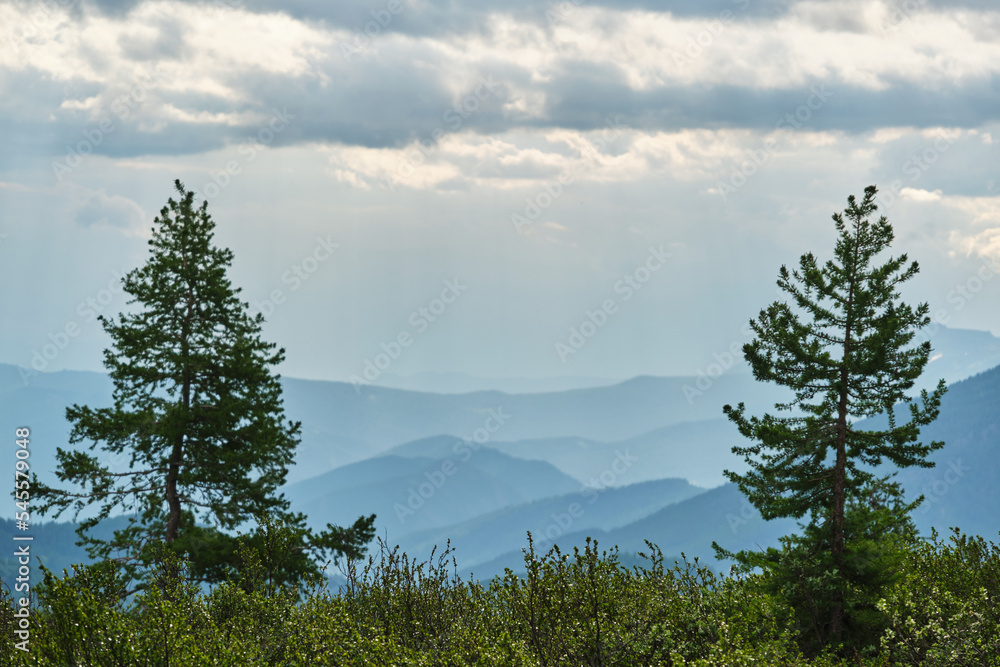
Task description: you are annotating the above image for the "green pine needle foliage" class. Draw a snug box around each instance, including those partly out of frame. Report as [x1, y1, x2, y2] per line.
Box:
[717, 186, 948, 652]
[30, 181, 374, 593]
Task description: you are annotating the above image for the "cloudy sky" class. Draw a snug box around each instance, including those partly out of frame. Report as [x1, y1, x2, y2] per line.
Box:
[1, 0, 998, 385]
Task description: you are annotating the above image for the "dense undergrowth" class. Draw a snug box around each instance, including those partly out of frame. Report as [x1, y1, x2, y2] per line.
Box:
[2, 529, 998, 666]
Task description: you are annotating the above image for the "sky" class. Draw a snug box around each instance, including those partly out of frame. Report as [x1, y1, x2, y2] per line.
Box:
[1, 0, 999, 385]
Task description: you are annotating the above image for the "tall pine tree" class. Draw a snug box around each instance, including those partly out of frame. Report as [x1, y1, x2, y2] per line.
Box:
[34, 181, 374, 588]
[718, 185, 946, 649]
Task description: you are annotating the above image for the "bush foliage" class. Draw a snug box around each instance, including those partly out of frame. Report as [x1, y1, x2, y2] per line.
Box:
[3, 527, 998, 666]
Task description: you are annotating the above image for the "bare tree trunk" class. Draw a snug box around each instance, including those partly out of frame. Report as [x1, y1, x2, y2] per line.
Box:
[830, 250, 857, 643]
[164, 436, 183, 543]
[163, 269, 195, 593]
[830, 399, 847, 642]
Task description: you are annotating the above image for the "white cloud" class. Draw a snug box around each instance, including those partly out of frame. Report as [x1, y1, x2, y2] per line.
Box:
[946, 196, 1000, 258]
[70, 186, 147, 235]
[2, 0, 999, 381]
[4, 0, 999, 147]
[900, 187, 943, 202]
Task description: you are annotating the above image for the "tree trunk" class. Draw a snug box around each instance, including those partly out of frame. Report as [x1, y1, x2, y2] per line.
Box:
[162, 314, 191, 594]
[830, 246, 858, 642]
[831, 390, 847, 641]
[165, 264, 195, 587]
[167, 262, 196, 544]
[164, 435, 183, 542]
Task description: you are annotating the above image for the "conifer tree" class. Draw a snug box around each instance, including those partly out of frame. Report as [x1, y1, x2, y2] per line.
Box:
[34, 180, 374, 588]
[718, 185, 946, 647]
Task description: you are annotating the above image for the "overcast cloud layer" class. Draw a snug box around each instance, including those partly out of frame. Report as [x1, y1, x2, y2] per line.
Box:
[1, 0, 998, 385]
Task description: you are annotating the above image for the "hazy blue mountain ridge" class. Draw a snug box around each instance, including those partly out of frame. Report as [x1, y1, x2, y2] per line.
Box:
[1, 325, 997, 585]
[394, 477, 706, 569]
[284, 448, 582, 536]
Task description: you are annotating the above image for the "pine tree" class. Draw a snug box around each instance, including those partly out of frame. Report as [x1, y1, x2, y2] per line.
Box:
[717, 185, 946, 648]
[34, 181, 374, 589]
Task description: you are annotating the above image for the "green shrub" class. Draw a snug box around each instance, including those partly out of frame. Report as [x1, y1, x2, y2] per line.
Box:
[878, 529, 1000, 666]
[5, 529, 1000, 665]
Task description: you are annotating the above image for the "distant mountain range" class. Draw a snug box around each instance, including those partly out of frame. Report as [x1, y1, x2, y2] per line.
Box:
[466, 363, 1000, 579]
[285, 442, 583, 535]
[482, 418, 745, 489]
[918, 325, 1000, 388]
[1, 324, 997, 584]
[2, 360, 793, 491]
[373, 371, 623, 395]
[393, 477, 707, 571]
[468, 482, 798, 579]
[370, 325, 1000, 396]
[889, 363, 1000, 540]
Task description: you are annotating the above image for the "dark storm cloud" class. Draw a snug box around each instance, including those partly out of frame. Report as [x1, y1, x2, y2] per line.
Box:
[12, 0, 998, 162]
[77, 0, 792, 38]
[73, 0, 1000, 42]
[227, 63, 470, 149]
[231, 0, 795, 38]
[14, 57, 513, 160]
[540, 77, 1000, 134]
[17, 65, 1000, 163]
